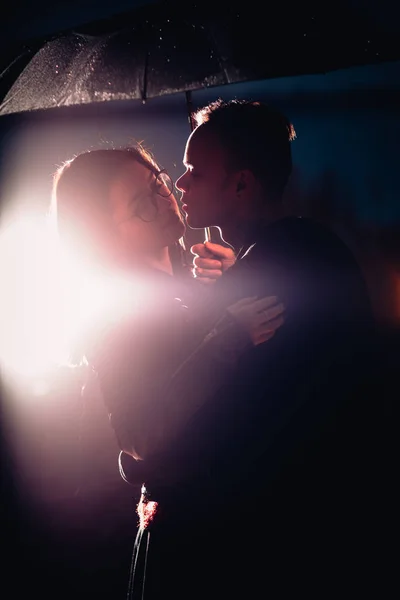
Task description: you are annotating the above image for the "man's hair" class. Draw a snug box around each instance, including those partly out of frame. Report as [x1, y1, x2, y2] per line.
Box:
[193, 99, 296, 200]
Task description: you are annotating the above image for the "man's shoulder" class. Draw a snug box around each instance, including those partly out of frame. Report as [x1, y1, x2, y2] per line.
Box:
[253, 216, 354, 265]
[232, 216, 372, 320]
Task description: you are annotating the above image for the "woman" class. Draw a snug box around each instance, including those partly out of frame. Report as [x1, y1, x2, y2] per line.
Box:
[52, 145, 285, 598]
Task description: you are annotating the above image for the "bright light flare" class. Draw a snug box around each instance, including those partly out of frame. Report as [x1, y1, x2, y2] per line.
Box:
[0, 215, 146, 381]
[0, 216, 62, 377]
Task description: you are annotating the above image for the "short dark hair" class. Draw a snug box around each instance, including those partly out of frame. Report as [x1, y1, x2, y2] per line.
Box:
[193, 99, 296, 200]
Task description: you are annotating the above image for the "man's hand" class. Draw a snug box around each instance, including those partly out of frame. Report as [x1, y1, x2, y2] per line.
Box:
[190, 241, 236, 285]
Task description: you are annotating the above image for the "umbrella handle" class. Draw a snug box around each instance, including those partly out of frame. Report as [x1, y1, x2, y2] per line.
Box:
[185, 90, 195, 132]
[185, 90, 211, 244]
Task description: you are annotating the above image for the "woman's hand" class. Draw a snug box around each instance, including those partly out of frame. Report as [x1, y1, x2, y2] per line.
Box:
[226, 296, 285, 346]
[191, 241, 236, 284]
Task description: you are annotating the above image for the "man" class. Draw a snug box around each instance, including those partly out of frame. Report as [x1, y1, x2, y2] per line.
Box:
[162, 98, 376, 597]
[92, 100, 376, 598]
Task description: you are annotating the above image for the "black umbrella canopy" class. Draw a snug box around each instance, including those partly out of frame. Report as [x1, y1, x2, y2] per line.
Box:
[0, 0, 399, 116]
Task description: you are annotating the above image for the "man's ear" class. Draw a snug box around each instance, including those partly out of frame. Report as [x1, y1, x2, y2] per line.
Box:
[236, 169, 255, 194]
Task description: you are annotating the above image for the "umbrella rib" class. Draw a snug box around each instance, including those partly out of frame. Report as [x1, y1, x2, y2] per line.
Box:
[0, 48, 33, 80]
[204, 23, 232, 85]
[141, 49, 149, 103]
[0, 77, 34, 111]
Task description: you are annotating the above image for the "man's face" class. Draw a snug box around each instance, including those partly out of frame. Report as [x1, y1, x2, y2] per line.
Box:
[175, 126, 236, 230]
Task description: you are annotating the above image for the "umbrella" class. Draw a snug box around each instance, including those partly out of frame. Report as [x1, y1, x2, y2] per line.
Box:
[0, 0, 398, 247]
[0, 0, 399, 116]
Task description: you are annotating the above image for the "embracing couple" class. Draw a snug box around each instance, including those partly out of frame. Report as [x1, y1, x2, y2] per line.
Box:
[53, 99, 374, 598]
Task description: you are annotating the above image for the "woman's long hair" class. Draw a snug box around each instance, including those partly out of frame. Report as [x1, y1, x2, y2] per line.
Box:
[51, 144, 186, 270]
[50, 144, 189, 365]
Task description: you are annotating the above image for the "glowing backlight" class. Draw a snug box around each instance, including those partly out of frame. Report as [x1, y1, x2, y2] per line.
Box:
[0, 215, 145, 380]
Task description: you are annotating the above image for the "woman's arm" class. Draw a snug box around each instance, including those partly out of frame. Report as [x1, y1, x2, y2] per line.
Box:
[94, 296, 285, 462]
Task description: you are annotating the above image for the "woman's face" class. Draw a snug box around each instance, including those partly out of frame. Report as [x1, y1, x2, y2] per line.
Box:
[109, 159, 185, 257]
